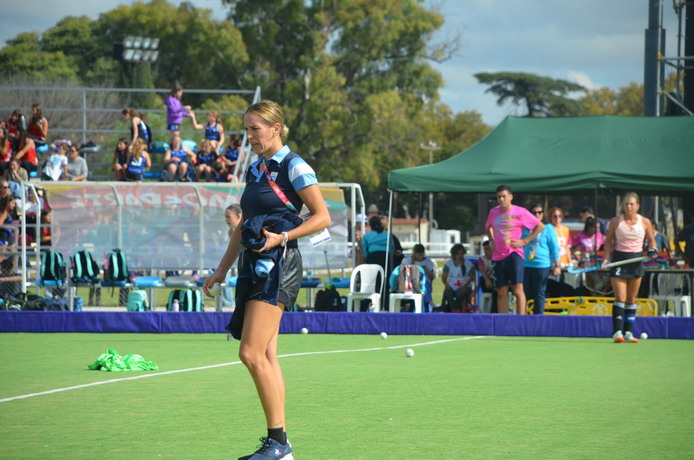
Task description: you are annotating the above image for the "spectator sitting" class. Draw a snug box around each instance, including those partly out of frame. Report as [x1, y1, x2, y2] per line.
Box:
[5, 110, 24, 151]
[441, 243, 477, 313]
[66, 144, 88, 181]
[220, 134, 244, 182]
[388, 262, 427, 312]
[195, 139, 218, 182]
[112, 138, 130, 181]
[0, 123, 12, 175]
[0, 245, 21, 301]
[10, 128, 37, 174]
[41, 143, 69, 181]
[403, 243, 437, 312]
[163, 135, 196, 181]
[39, 209, 53, 249]
[3, 159, 28, 184]
[0, 195, 18, 245]
[0, 181, 12, 202]
[125, 139, 151, 182]
[27, 103, 49, 147]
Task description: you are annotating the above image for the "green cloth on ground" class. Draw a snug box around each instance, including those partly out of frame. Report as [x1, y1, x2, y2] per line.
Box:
[88, 348, 159, 372]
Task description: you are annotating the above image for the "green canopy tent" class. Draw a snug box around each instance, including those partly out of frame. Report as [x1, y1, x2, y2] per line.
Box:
[389, 116, 694, 194]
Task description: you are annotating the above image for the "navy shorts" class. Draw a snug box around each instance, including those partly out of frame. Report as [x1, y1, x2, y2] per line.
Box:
[168, 123, 180, 131]
[125, 170, 143, 181]
[241, 247, 303, 308]
[493, 253, 525, 288]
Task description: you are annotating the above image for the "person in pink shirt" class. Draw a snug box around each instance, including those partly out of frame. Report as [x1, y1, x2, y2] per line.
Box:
[572, 217, 604, 264]
[602, 192, 657, 343]
[485, 185, 544, 314]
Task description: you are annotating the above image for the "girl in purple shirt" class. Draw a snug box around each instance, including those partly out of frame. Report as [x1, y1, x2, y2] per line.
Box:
[164, 84, 199, 141]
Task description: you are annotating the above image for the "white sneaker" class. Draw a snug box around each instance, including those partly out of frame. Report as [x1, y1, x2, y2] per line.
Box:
[624, 331, 639, 343]
[613, 331, 624, 343]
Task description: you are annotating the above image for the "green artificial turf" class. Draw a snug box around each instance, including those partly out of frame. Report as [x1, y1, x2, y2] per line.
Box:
[0, 333, 692, 459]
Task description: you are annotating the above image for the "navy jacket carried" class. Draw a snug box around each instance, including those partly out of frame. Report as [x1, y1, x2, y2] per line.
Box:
[227, 211, 303, 339]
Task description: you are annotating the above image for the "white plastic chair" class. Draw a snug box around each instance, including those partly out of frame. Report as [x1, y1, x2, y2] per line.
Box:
[649, 273, 692, 317]
[346, 264, 384, 312]
[388, 292, 423, 313]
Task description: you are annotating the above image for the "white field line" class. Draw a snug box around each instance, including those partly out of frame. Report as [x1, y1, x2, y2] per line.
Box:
[0, 335, 486, 404]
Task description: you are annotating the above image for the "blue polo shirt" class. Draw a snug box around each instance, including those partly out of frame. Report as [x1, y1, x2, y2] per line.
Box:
[240, 146, 317, 247]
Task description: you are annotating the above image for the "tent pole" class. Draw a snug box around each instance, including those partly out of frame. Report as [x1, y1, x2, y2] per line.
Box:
[385, 190, 395, 307]
[418, 193, 422, 243]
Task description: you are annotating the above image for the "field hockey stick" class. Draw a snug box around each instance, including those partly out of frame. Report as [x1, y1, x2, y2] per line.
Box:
[567, 255, 649, 274]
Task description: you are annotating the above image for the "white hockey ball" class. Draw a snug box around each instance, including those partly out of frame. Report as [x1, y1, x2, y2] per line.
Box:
[406, 348, 414, 358]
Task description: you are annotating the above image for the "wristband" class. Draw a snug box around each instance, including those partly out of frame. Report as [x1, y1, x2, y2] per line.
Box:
[648, 247, 658, 257]
[280, 232, 289, 247]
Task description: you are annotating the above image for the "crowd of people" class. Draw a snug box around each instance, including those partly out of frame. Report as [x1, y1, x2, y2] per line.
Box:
[352, 185, 676, 339]
[117, 84, 245, 183]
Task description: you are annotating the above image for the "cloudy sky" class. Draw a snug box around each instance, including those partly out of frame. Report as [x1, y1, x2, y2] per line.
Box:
[0, 0, 680, 125]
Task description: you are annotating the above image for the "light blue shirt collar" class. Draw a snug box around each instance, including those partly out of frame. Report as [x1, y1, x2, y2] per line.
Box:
[250, 145, 291, 181]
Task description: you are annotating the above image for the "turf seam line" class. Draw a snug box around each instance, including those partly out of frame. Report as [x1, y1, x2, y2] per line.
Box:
[0, 335, 486, 403]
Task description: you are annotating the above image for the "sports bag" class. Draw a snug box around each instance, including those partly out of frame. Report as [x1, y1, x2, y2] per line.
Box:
[103, 249, 129, 283]
[40, 251, 66, 283]
[314, 285, 342, 312]
[70, 250, 100, 283]
[167, 289, 202, 312]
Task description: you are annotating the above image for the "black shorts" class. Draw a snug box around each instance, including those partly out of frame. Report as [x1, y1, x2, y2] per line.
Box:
[125, 170, 143, 181]
[610, 251, 644, 279]
[240, 247, 303, 308]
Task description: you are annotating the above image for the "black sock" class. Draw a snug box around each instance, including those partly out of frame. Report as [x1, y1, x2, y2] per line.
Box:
[612, 302, 624, 334]
[267, 427, 286, 445]
[624, 304, 637, 333]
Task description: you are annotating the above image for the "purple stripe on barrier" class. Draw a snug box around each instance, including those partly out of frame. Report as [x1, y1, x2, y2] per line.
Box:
[0, 311, 691, 339]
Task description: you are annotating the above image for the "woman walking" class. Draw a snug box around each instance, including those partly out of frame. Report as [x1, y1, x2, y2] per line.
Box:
[203, 100, 330, 459]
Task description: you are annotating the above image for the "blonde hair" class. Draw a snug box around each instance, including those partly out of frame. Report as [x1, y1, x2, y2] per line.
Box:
[245, 100, 289, 138]
[208, 111, 219, 123]
[132, 138, 146, 159]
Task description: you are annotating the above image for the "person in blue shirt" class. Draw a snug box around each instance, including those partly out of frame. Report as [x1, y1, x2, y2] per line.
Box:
[362, 215, 396, 270]
[125, 139, 151, 182]
[163, 136, 196, 182]
[194, 139, 218, 182]
[203, 100, 330, 460]
[522, 205, 561, 314]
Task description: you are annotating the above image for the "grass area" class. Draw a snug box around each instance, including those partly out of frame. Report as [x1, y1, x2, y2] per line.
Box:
[1, 333, 693, 459]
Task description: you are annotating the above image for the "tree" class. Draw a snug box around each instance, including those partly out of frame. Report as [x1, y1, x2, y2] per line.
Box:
[98, 0, 249, 94]
[223, 0, 455, 199]
[579, 83, 643, 116]
[474, 71, 586, 117]
[0, 33, 77, 79]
